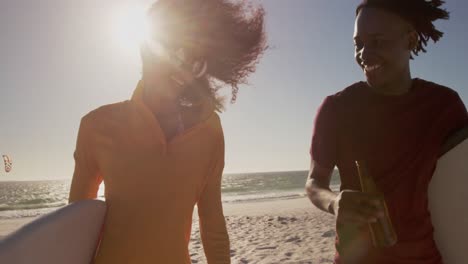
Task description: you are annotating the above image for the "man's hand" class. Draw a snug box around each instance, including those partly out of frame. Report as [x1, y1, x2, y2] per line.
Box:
[332, 190, 384, 226]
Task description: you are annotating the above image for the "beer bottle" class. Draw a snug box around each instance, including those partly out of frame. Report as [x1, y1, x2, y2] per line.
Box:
[355, 160, 397, 247]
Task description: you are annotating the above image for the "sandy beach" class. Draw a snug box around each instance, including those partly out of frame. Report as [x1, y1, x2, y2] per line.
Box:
[0, 197, 336, 263]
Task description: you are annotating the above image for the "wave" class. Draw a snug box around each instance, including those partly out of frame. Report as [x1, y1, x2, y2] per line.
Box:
[0, 201, 67, 212]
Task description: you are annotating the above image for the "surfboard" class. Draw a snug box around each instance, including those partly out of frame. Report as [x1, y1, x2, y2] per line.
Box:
[0, 199, 106, 264]
[429, 126, 468, 264]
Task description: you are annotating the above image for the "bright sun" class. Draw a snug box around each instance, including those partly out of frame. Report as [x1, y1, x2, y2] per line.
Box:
[112, 5, 154, 53]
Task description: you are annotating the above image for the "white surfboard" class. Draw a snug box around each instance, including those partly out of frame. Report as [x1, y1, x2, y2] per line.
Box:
[429, 127, 468, 264]
[0, 199, 106, 264]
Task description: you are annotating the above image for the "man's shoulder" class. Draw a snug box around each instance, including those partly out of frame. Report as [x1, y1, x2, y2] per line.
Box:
[325, 81, 366, 104]
[416, 78, 460, 99]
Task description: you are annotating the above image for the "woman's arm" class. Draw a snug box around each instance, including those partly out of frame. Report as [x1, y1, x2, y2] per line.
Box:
[69, 116, 102, 203]
[197, 137, 230, 264]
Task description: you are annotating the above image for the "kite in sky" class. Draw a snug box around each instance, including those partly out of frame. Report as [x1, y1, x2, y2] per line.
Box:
[2, 154, 12, 173]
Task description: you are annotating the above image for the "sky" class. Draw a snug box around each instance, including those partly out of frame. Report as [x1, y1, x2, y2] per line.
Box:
[1, 0, 467, 181]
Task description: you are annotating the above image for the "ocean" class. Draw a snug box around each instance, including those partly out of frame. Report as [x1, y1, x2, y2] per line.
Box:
[0, 170, 340, 220]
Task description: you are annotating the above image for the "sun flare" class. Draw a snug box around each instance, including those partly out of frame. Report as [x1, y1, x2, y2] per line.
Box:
[112, 5, 163, 55]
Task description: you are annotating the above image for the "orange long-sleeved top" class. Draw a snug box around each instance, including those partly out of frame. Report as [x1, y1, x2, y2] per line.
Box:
[69, 82, 230, 264]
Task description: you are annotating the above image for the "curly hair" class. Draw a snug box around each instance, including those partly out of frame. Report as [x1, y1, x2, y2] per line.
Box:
[146, 0, 267, 110]
[356, 0, 449, 57]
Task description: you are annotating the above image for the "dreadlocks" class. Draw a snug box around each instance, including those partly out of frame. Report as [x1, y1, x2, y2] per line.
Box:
[356, 0, 449, 56]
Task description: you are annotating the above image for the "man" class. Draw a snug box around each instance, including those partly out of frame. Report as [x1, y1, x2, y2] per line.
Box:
[306, 0, 468, 263]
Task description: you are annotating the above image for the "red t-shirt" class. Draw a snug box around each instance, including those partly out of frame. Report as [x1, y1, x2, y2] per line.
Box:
[311, 79, 468, 264]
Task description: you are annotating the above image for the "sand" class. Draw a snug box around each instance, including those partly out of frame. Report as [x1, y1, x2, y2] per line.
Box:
[0, 197, 336, 263]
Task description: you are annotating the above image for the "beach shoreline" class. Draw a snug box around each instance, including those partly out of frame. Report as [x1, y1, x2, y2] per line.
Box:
[1, 197, 336, 263]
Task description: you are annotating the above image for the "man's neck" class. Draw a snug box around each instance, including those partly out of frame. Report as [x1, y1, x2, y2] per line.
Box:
[373, 73, 413, 96]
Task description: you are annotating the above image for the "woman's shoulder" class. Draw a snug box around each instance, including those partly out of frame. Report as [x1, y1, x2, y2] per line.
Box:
[203, 110, 224, 138]
[189, 99, 223, 129]
[79, 100, 134, 126]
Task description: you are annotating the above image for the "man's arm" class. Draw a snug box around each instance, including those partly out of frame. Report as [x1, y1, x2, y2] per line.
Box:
[440, 126, 468, 156]
[306, 160, 383, 224]
[308, 95, 383, 226]
[305, 160, 338, 215]
[197, 143, 230, 264]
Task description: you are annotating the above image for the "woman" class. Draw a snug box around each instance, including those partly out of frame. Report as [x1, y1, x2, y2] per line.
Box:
[306, 0, 467, 263]
[68, 0, 267, 263]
